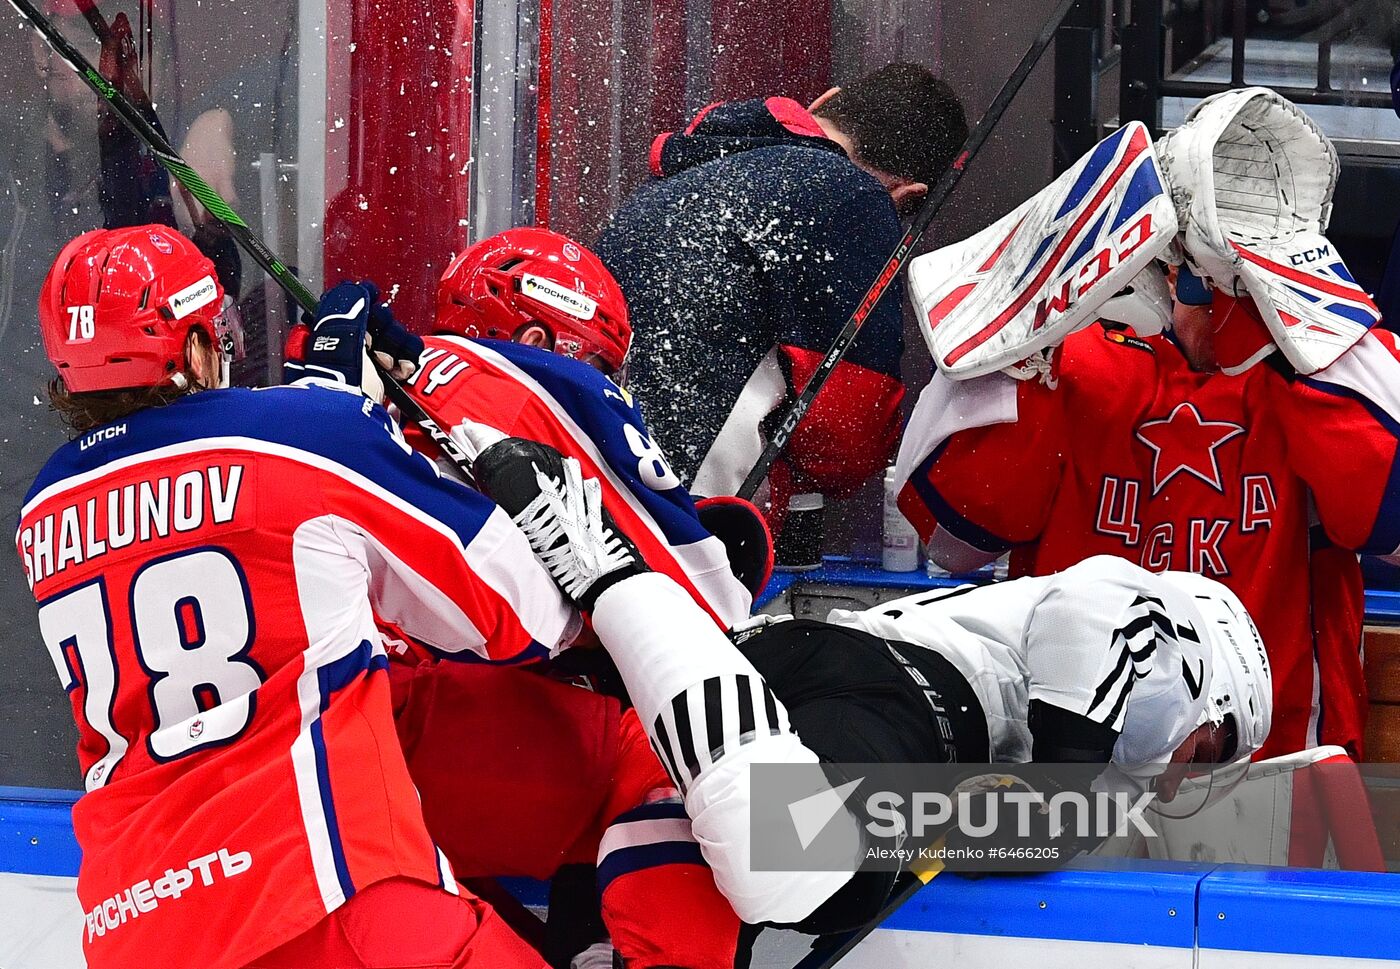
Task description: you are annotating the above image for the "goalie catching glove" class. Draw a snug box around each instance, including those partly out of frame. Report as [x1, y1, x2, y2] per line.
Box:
[913, 89, 1379, 380]
[1158, 87, 1380, 375]
[467, 431, 649, 611]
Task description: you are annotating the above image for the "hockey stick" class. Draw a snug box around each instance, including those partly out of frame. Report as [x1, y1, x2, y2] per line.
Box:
[788, 872, 927, 969]
[736, 0, 1080, 502]
[785, 840, 948, 969]
[788, 775, 1023, 968]
[8, 0, 479, 476]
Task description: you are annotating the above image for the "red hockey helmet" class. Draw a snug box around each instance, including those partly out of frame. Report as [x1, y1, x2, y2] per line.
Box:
[40, 225, 227, 393]
[435, 227, 632, 375]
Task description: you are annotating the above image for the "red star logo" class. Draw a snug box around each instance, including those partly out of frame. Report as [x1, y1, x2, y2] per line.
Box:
[1135, 403, 1244, 495]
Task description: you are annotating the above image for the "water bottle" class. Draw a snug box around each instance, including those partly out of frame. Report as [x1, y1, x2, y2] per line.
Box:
[882, 468, 919, 572]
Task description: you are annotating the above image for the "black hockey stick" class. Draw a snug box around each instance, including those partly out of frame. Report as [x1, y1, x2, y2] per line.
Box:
[788, 873, 924, 969]
[783, 830, 958, 969]
[736, 0, 1080, 502]
[8, 0, 479, 476]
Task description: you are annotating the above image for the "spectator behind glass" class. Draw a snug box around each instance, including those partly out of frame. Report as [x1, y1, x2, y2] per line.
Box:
[20, 4, 170, 237]
[174, 35, 297, 385]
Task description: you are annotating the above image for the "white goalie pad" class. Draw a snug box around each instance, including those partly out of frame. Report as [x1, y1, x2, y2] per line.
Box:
[910, 121, 1179, 379]
[1159, 87, 1381, 374]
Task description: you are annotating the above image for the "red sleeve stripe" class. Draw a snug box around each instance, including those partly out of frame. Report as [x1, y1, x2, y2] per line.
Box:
[944, 126, 1150, 366]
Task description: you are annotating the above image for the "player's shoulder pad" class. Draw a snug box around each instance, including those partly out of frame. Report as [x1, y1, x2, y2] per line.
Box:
[253, 381, 404, 439]
[473, 338, 644, 419]
[27, 384, 409, 506]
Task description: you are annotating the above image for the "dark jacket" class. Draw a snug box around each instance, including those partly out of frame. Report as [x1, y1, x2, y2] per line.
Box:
[596, 97, 906, 513]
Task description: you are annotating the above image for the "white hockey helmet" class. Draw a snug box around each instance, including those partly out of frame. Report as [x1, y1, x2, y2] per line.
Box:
[1158, 571, 1273, 764]
[1098, 263, 1174, 336]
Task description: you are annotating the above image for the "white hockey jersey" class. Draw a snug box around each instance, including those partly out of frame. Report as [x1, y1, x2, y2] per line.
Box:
[827, 556, 1226, 772]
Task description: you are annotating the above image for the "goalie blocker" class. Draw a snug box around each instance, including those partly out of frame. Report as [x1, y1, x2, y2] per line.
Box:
[914, 91, 1378, 383]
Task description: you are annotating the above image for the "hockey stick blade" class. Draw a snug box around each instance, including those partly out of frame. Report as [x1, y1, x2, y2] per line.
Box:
[735, 0, 1080, 503]
[7, 0, 477, 482]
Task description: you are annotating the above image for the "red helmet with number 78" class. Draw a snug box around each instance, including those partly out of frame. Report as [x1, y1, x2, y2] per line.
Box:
[434, 227, 632, 375]
[40, 225, 229, 393]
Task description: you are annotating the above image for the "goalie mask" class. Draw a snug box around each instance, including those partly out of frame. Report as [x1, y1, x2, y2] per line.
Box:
[1158, 87, 1380, 374]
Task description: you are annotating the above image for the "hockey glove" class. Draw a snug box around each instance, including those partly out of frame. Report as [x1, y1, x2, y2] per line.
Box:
[360, 282, 425, 380]
[696, 495, 774, 597]
[472, 437, 649, 611]
[284, 281, 424, 391]
[1158, 88, 1377, 374]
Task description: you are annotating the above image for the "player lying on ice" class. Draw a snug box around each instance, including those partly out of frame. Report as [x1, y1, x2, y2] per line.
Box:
[892, 87, 1399, 762]
[19, 225, 584, 969]
[455, 422, 1274, 941]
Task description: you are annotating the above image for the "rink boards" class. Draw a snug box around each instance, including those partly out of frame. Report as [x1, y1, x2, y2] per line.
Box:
[5, 785, 1400, 968]
[5, 560, 1400, 967]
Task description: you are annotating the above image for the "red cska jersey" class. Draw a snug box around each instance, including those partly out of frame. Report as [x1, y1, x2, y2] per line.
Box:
[397, 336, 752, 631]
[16, 385, 575, 969]
[894, 327, 1400, 760]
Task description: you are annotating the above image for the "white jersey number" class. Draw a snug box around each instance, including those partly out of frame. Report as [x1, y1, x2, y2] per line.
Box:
[37, 548, 264, 787]
[624, 424, 681, 491]
[38, 580, 127, 790]
[132, 550, 263, 760]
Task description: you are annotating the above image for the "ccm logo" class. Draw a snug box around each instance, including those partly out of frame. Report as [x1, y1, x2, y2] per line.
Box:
[1034, 213, 1155, 330]
[312, 336, 340, 351]
[1289, 245, 1332, 266]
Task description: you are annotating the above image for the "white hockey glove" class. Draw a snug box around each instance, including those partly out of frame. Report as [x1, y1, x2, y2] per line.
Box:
[471, 436, 649, 610]
[910, 121, 1178, 380]
[1158, 87, 1380, 374]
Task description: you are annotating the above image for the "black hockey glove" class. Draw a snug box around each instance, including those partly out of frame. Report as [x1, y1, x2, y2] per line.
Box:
[472, 437, 649, 611]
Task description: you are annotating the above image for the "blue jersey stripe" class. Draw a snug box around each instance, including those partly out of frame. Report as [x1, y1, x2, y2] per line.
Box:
[474, 341, 712, 547]
[910, 443, 1016, 555]
[26, 386, 498, 553]
[597, 840, 707, 894]
[309, 717, 355, 902]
